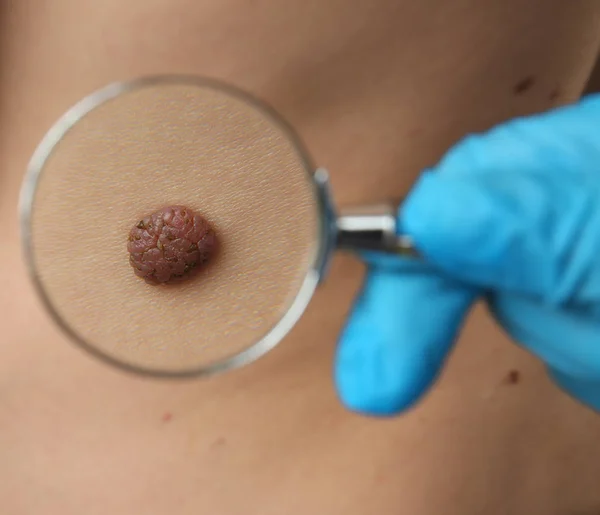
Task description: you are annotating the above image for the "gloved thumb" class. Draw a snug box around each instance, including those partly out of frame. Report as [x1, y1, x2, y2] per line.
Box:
[400, 99, 600, 306]
[335, 257, 475, 416]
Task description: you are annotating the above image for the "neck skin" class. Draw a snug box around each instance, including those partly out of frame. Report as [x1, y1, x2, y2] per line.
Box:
[2, 2, 600, 515]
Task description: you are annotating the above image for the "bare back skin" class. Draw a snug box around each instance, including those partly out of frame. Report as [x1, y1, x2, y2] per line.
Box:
[2, 1, 600, 514]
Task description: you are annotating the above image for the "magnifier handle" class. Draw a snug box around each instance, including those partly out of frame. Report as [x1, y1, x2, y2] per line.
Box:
[336, 203, 420, 257]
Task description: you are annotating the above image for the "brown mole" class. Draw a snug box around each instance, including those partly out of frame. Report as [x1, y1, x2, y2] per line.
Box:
[549, 87, 562, 102]
[505, 369, 521, 385]
[513, 76, 535, 95]
[127, 205, 217, 285]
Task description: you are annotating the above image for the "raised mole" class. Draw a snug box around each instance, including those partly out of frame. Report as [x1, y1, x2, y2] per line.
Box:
[127, 205, 217, 285]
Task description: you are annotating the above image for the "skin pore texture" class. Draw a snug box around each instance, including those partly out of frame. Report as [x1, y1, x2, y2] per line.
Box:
[2, 1, 600, 514]
[26, 80, 320, 373]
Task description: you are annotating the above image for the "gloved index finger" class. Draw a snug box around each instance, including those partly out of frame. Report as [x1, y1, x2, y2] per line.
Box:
[335, 256, 476, 416]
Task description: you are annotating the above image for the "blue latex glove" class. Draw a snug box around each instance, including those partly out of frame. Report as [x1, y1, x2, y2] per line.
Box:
[335, 94, 600, 416]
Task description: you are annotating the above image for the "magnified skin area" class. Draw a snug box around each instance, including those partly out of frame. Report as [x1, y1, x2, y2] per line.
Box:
[2, 2, 600, 515]
[128, 206, 217, 285]
[27, 79, 319, 372]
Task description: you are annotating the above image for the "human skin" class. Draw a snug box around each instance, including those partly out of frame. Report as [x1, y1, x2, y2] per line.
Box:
[585, 58, 600, 93]
[2, 1, 600, 514]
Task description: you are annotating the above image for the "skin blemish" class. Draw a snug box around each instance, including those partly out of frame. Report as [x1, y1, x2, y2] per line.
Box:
[374, 470, 387, 485]
[513, 76, 535, 95]
[127, 205, 217, 285]
[549, 87, 561, 102]
[211, 436, 227, 449]
[162, 412, 173, 423]
[505, 369, 521, 385]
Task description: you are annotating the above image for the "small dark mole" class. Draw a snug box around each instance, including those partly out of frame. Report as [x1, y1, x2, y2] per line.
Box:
[161, 412, 173, 423]
[505, 369, 521, 385]
[549, 87, 561, 102]
[513, 76, 535, 95]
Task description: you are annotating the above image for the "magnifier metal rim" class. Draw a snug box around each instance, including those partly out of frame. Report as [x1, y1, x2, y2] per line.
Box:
[19, 74, 330, 379]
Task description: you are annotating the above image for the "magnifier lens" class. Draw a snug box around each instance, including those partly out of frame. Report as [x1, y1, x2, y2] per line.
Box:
[21, 77, 324, 376]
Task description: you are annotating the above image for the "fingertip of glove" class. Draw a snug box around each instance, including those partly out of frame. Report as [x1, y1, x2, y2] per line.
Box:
[335, 363, 426, 417]
[334, 324, 433, 416]
[333, 264, 474, 417]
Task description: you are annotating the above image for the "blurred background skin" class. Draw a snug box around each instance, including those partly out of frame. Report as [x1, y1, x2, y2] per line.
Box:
[2, 2, 600, 515]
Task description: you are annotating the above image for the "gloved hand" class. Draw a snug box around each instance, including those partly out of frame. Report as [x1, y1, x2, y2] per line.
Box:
[335, 94, 600, 415]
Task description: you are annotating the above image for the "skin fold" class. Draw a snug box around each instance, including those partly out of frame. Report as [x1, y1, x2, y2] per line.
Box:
[586, 58, 600, 92]
[1, 1, 600, 514]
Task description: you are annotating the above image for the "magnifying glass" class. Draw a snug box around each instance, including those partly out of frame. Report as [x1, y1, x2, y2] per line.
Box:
[20, 75, 418, 378]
